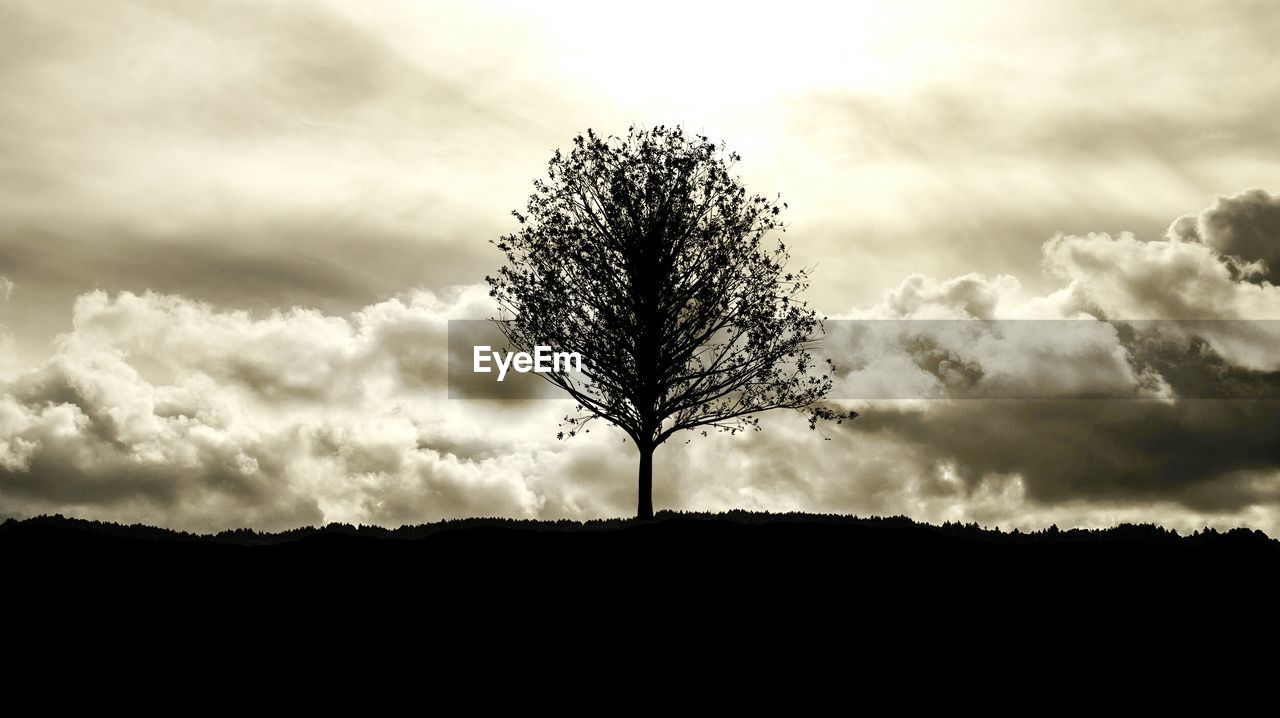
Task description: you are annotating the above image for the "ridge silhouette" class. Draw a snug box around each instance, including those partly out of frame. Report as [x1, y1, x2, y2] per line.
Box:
[6, 511, 1276, 578]
[5, 512, 1274, 640]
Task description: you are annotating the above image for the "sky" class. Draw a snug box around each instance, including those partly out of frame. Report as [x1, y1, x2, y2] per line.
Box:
[3, 0, 1280, 532]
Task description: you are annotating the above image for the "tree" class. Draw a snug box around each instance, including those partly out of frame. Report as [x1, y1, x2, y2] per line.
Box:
[486, 125, 855, 519]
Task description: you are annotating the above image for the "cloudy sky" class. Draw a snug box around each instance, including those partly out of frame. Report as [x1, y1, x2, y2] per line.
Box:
[3, 0, 1280, 533]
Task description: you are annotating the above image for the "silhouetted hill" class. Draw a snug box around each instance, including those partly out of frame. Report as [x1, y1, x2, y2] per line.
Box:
[4, 511, 1275, 637]
[5, 511, 1276, 578]
[5, 509, 1275, 548]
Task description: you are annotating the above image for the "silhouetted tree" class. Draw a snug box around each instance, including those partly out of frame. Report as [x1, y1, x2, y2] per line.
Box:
[487, 126, 855, 519]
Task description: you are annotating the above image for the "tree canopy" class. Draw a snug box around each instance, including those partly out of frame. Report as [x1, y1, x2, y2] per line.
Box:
[487, 125, 854, 518]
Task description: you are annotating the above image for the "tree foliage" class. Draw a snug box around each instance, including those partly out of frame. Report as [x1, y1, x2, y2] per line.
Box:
[486, 126, 854, 515]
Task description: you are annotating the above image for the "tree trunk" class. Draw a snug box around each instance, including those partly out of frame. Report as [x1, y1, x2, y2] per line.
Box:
[637, 443, 654, 520]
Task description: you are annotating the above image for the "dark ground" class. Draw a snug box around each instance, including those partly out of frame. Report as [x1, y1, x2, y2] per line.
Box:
[4, 512, 1275, 593]
[4, 511, 1276, 650]
[7, 512, 1270, 689]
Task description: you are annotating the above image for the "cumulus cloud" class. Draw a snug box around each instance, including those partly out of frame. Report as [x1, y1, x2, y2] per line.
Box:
[1042, 230, 1280, 321]
[848, 273, 1025, 320]
[828, 270, 1168, 400]
[1169, 189, 1280, 283]
[0, 286, 642, 531]
[823, 191, 1280, 533]
[1038, 223, 1280, 372]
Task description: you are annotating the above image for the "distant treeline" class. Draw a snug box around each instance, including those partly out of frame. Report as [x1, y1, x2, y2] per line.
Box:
[2, 510, 1274, 549]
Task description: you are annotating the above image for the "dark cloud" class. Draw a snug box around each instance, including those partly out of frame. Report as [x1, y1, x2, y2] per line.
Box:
[808, 198, 1280, 527]
[1170, 189, 1280, 283]
[0, 355, 326, 531]
[800, 88, 1280, 169]
[0, 228, 376, 314]
[857, 399, 1280, 512]
[1119, 322, 1280, 399]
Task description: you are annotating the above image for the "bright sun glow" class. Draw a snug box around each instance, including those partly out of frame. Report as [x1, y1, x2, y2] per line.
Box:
[515, 0, 932, 108]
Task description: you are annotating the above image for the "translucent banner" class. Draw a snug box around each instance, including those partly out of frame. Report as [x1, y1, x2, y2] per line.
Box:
[449, 319, 1280, 400]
